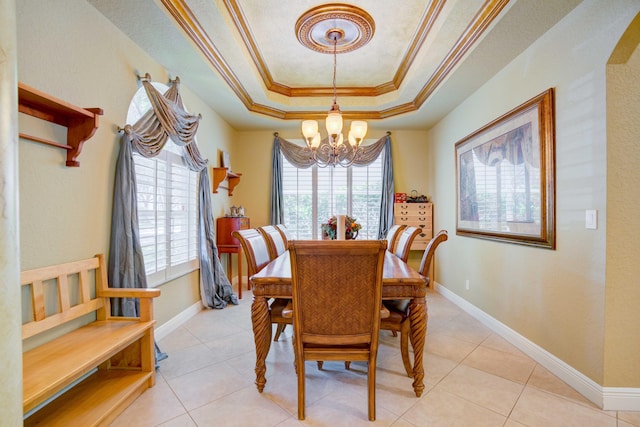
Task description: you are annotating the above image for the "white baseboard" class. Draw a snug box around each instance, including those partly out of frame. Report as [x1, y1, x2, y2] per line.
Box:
[603, 387, 640, 411]
[434, 282, 640, 411]
[155, 301, 203, 341]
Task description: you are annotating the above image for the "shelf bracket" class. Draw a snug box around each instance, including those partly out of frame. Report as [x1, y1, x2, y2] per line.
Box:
[211, 167, 242, 196]
[18, 82, 103, 167]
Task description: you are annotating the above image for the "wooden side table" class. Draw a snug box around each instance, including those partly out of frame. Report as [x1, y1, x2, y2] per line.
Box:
[216, 217, 250, 298]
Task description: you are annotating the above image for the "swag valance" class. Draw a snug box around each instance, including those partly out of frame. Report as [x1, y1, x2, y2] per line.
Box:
[109, 76, 237, 317]
[275, 133, 388, 169]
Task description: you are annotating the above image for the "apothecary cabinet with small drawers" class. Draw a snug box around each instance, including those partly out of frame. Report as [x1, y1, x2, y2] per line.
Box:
[393, 202, 433, 250]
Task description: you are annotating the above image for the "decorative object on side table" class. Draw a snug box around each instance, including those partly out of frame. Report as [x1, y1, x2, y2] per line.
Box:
[407, 190, 429, 203]
[227, 205, 245, 217]
[394, 192, 407, 203]
[321, 215, 362, 240]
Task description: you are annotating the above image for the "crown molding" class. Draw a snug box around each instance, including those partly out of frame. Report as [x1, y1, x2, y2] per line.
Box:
[160, 0, 509, 121]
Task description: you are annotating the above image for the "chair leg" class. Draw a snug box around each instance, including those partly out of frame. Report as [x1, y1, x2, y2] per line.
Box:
[292, 337, 297, 371]
[298, 357, 306, 420]
[368, 357, 376, 421]
[344, 361, 351, 370]
[391, 331, 398, 337]
[400, 321, 413, 378]
[273, 323, 286, 342]
[317, 361, 323, 369]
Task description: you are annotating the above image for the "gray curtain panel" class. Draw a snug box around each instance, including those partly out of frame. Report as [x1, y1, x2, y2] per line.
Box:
[109, 78, 237, 318]
[377, 135, 395, 239]
[198, 170, 238, 308]
[270, 135, 285, 225]
[270, 133, 394, 238]
[108, 139, 147, 317]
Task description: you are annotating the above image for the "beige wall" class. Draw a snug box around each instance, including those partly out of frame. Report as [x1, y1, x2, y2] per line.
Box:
[428, 1, 640, 386]
[16, 0, 237, 327]
[605, 13, 640, 387]
[1, 0, 23, 423]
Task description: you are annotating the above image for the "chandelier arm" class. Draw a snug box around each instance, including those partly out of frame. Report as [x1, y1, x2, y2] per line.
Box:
[311, 144, 332, 167]
[306, 138, 365, 168]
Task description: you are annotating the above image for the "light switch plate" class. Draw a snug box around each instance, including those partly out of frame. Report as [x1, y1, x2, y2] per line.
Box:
[585, 210, 597, 229]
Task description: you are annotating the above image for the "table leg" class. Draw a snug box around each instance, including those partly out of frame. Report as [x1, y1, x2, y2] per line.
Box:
[409, 296, 427, 397]
[251, 294, 271, 392]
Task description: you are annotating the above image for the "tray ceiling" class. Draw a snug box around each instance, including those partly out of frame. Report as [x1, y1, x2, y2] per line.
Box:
[88, 0, 582, 131]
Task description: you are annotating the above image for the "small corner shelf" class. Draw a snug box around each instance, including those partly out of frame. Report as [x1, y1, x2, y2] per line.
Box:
[211, 167, 242, 196]
[18, 82, 103, 167]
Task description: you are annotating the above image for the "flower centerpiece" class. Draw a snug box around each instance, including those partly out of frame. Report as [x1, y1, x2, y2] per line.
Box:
[321, 215, 362, 240]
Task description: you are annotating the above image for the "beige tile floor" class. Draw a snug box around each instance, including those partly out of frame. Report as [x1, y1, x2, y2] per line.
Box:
[110, 289, 640, 426]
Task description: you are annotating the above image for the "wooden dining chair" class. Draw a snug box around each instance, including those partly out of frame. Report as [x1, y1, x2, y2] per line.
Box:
[231, 229, 272, 276]
[384, 224, 407, 253]
[232, 228, 292, 342]
[385, 225, 423, 330]
[257, 225, 292, 341]
[288, 240, 387, 421]
[393, 225, 422, 262]
[258, 225, 288, 258]
[275, 224, 293, 245]
[381, 230, 448, 377]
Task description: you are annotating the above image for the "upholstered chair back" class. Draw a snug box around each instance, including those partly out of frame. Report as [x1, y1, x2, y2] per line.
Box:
[232, 228, 272, 277]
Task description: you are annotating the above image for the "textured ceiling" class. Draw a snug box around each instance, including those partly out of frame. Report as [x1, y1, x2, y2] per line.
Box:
[87, 0, 582, 132]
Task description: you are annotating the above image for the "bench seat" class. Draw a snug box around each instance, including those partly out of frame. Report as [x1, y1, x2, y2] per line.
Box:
[21, 254, 160, 426]
[23, 319, 155, 414]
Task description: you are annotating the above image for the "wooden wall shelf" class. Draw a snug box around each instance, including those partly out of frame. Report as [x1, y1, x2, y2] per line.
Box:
[211, 167, 242, 196]
[18, 82, 103, 167]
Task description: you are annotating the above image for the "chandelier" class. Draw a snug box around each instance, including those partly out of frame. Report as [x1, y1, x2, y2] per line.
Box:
[301, 29, 368, 167]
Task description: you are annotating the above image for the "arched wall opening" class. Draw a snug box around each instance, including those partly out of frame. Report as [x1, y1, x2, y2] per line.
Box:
[604, 11, 640, 388]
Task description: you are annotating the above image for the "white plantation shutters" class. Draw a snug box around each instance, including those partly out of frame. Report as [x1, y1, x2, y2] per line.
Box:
[282, 154, 383, 240]
[132, 143, 199, 285]
[133, 153, 167, 275]
[282, 163, 314, 239]
[351, 159, 383, 238]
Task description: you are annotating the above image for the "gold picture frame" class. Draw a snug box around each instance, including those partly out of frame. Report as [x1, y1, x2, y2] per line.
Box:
[455, 88, 556, 249]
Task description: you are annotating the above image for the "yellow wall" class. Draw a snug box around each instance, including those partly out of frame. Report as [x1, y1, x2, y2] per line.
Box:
[16, 0, 237, 326]
[604, 13, 640, 387]
[428, 1, 640, 385]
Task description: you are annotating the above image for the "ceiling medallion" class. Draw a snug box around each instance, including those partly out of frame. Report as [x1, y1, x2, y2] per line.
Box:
[295, 4, 375, 54]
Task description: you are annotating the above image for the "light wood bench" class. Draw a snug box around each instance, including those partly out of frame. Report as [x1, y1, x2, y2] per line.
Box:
[21, 253, 160, 426]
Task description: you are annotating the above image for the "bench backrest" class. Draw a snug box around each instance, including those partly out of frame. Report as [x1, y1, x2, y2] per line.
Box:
[21, 254, 109, 340]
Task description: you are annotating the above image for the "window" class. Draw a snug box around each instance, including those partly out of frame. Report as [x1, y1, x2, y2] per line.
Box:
[281, 149, 384, 240]
[127, 83, 199, 286]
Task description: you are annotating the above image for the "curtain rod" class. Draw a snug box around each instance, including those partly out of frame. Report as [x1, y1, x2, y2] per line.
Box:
[137, 73, 151, 82]
[137, 73, 181, 85]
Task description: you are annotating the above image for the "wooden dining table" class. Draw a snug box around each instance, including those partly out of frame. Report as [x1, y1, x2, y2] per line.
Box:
[249, 249, 429, 397]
